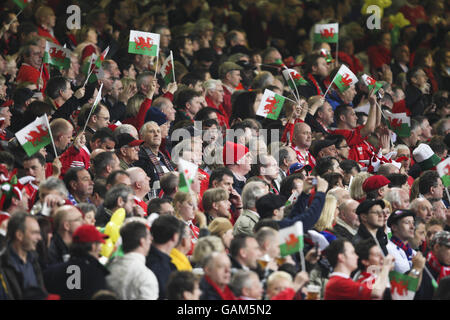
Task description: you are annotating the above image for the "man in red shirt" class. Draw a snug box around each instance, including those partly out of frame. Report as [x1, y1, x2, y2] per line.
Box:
[329, 89, 381, 165]
[219, 62, 243, 118]
[290, 122, 316, 171]
[324, 239, 393, 300]
[16, 40, 49, 92]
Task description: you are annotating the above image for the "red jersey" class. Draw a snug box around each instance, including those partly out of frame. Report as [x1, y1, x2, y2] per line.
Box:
[330, 125, 376, 164]
[324, 273, 372, 300]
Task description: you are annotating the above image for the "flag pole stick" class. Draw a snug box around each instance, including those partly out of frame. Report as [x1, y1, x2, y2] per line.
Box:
[299, 247, 306, 272]
[283, 67, 301, 104]
[335, 41, 339, 66]
[154, 49, 159, 76]
[37, 63, 43, 91]
[83, 57, 95, 87]
[323, 73, 338, 98]
[44, 113, 58, 158]
[82, 83, 103, 134]
[170, 50, 176, 83]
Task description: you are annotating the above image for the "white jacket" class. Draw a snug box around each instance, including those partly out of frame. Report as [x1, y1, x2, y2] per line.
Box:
[386, 241, 416, 274]
[106, 252, 159, 300]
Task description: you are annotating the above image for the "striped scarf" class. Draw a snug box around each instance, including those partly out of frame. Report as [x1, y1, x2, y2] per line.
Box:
[143, 146, 173, 178]
[391, 236, 413, 261]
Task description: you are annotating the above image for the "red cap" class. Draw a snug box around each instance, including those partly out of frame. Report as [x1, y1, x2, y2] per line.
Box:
[72, 225, 108, 244]
[222, 141, 249, 165]
[362, 175, 391, 193]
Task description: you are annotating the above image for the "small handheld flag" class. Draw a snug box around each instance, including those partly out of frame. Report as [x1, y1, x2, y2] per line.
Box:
[256, 89, 286, 120]
[314, 23, 339, 43]
[15, 115, 51, 156]
[128, 30, 160, 57]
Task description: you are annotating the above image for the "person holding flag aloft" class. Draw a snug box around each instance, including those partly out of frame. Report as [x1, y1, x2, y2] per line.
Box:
[325, 65, 358, 110]
[329, 86, 382, 165]
[297, 53, 330, 99]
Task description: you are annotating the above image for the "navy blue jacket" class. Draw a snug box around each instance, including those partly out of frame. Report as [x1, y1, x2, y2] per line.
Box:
[277, 191, 326, 232]
[146, 245, 177, 300]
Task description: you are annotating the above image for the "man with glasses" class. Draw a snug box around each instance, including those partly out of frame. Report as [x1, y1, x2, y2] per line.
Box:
[48, 205, 84, 266]
[387, 209, 426, 274]
[352, 199, 389, 256]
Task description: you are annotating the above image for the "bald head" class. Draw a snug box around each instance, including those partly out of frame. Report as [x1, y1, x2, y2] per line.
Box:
[126, 167, 146, 184]
[292, 122, 312, 149]
[328, 187, 351, 206]
[338, 199, 360, 229]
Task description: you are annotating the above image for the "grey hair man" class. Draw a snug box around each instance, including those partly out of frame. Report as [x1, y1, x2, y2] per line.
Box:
[233, 181, 269, 236]
[384, 187, 410, 211]
[332, 199, 360, 241]
[230, 270, 263, 300]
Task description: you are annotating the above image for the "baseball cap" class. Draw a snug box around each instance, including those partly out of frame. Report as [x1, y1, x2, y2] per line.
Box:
[288, 162, 311, 175]
[116, 133, 144, 149]
[431, 231, 450, 247]
[72, 224, 108, 244]
[356, 199, 385, 215]
[387, 209, 416, 228]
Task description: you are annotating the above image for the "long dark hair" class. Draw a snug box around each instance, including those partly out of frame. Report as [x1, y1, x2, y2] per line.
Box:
[229, 89, 261, 126]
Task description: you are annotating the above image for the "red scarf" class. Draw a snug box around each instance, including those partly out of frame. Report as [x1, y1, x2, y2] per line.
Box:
[204, 275, 236, 300]
[427, 251, 450, 283]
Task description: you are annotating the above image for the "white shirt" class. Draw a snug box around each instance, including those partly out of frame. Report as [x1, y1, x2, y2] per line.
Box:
[386, 241, 416, 274]
[106, 252, 159, 300]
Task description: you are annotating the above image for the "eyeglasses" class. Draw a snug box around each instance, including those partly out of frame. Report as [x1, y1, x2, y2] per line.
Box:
[368, 211, 384, 216]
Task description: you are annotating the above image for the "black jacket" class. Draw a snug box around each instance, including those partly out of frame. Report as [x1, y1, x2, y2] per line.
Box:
[146, 245, 177, 300]
[405, 84, 430, 117]
[43, 253, 109, 300]
[0, 245, 46, 300]
[414, 263, 439, 300]
[199, 276, 223, 300]
[47, 233, 69, 267]
[352, 224, 388, 256]
[332, 223, 356, 242]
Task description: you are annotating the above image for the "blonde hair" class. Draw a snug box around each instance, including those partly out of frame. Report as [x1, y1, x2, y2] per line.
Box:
[267, 271, 293, 289]
[191, 235, 225, 266]
[314, 194, 338, 232]
[350, 172, 371, 201]
[121, 77, 136, 90]
[382, 199, 392, 214]
[173, 191, 193, 220]
[126, 94, 145, 118]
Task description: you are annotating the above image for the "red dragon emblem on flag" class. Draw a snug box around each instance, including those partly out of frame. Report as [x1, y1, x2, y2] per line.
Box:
[391, 279, 408, 296]
[389, 118, 402, 129]
[286, 233, 299, 250]
[49, 48, 66, 61]
[339, 73, 352, 87]
[135, 37, 153, 50]
[25, 124, 48, 147]
[164, 61, 172, 75]
[320, 28, 335, 39]
[366, 76, 376, 86]
[444, 163, 450, 175]
[290, 71, 302, 81]
[264, 97, 279, 115]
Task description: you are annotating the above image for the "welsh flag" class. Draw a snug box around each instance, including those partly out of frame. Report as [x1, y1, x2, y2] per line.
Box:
[332, 64, 358, 93]
[437, 157, 450, 187]
[320, 48, 334, 64]
[314, 23, 339, 43]
[15, 115, 51, 156]
[279, 221, 304, 257]
[282, 69, 308, 91]
[128, 30, 160, 57]
[362, 74, 383, 94]
[43, 41, 71, 70]
[160, 51, 174, 85]
[285, 191, 299, 206]
[178, 158, 198, 193]
[384, 110, 411, 137]
[13, 0, 32, 10]
[256, 89, 286, 120]
[389, 271, 419, 300]
[82, 46, 109, 83]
